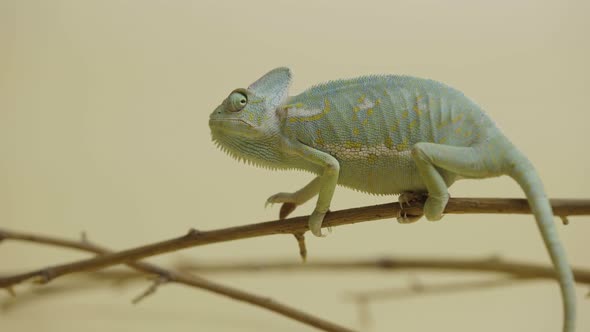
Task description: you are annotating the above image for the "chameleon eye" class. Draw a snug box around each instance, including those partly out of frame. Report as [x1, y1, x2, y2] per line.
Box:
[228, 91, 248, 112]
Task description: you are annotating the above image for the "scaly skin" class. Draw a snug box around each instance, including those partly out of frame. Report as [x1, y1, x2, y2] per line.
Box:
[209, 67, 575, 332]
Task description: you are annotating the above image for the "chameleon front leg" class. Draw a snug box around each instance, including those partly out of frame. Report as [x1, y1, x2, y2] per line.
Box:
[287, 141, 340, 237]
[411, 142, 490, 220]
[266, 176, 321, 219]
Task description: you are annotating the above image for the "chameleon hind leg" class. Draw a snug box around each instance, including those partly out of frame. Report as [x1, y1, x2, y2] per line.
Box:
[411, 142, 491, 221]
[266, 177, 321, 219]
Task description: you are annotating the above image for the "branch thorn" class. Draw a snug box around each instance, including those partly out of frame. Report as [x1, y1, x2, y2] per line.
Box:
[5, 287, 16, 297]
[293, 232, 307, 262]
[132, 276, 168, 305]
[560, 215, 570, 225]
[186, 228, 201, 237]
[80, 231, 88, 243]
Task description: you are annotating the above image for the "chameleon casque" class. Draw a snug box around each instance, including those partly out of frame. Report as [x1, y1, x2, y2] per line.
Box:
[209, 67, 575, 332]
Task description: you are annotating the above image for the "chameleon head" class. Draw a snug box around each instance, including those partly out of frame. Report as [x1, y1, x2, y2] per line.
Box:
[209, 67, 291, 137]
[209, 67, 292, 160]
[209, 88, 262, 139]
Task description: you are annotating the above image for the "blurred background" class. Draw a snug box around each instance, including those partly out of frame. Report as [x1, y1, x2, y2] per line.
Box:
[1, 0, 589, 331]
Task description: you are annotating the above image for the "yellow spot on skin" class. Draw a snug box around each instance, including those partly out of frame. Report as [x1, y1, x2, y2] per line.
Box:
[362, 118, 369, 126]
[413, 96, 423, 116]
[289, 98, 331, 123]
[375, 98, 381, 106]
[315, 129, 324, 146]
[413, 104, 422, 116]
[353, 106, 360, 113]
[282, 102, 304, 110]
[437, 120, 448, 129]
[367, 108, 373, 116]
[427, 132, 434, 142]
[384, 136, 393, 149]
[367, 153, 378, 164]
[357, 95, 366, 103]
[345, 141, 363, 149]
[391, 122, 398, 132]
[455, 127, 462, 134]
[409, 120, 417, 131]
[452, 114, 464, 124]
[248, 113, 255, 121]
[396, 138, 409, 151]
[401, 110, 409, 119]
[464, 130, 472, 138]
[353, 127, 360, 136]
[439, 136, 448, 144]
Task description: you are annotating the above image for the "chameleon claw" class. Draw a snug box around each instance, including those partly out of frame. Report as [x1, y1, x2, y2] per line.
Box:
[399, 191, 427, 207]
[396, 191, 426, 223]
[396, 210, 422, 224]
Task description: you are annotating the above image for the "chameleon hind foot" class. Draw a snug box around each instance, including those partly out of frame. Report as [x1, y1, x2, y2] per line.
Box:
[308, 209, 328, 237]
[423, 192, 449, 221]
[396, 191, 426, 224]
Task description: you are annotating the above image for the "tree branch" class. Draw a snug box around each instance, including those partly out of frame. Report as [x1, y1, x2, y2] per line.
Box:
[346, 276, 529, 302]
[345, 276, 529, 330]
[172, 257, 590, 284]
[0, 197, 588, 288]
[0, 230, 355, 332]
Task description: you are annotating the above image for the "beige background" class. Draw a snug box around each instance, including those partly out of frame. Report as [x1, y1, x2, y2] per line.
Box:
[1, 1, 589, 331]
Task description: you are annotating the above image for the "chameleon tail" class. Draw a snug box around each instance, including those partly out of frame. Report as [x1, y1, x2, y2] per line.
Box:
[507, 152, 576, 332]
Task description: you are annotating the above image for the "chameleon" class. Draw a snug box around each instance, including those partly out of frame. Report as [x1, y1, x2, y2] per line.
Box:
[208, 67, 576, 332]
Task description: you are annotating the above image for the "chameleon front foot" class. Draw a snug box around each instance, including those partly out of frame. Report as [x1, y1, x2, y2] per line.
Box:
[396, 191, 426, 224]
[266, 192, 300, 219]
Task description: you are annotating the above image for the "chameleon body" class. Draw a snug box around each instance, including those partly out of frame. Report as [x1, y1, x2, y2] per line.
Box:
[209, 67, 575, 332]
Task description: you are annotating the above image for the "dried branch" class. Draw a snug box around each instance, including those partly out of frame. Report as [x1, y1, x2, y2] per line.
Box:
[173, 257, 590, 284]
[346, 276, 529, 330]
[293, 232, 307, 261]
[347, 276, 530, 302]
[0, 197, 588, 288]
[0, 229, 355, 332]
[132, 276, 169, 304]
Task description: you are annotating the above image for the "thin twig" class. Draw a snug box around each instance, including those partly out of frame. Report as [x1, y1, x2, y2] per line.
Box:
[346, 276, 530, 329]
[347, 276, 530, 302]
[172, 257, 590, 284]
[0, 197, 588, 288]
[132, 276, 169, 304]
[0, 229, 356, 332]
[293, 232, 307, 262]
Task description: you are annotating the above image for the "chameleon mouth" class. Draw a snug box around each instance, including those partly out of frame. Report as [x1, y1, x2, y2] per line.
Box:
[208, 118, 254, 128]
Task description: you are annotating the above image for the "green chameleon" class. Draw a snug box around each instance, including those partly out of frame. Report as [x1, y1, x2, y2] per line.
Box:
[209, 67, 575, 332]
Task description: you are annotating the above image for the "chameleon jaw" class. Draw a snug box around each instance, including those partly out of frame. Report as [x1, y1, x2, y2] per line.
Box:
[208, 118, 254, 129]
